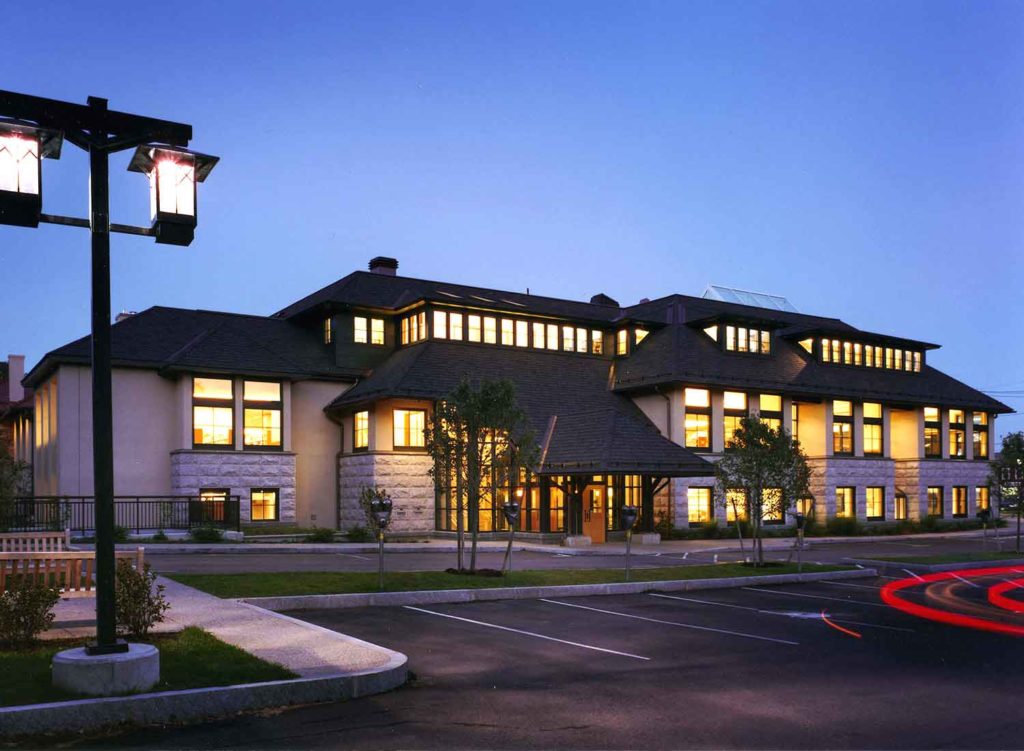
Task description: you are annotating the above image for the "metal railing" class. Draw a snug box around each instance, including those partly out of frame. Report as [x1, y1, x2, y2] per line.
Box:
[0, 496, 241, 534]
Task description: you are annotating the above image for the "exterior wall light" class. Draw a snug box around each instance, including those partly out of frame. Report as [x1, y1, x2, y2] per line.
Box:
[128, 145, 218, 246]
[0, 120, 62, 227]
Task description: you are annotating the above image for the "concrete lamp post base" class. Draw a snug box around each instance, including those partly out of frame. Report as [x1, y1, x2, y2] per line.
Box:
[52, 644, 160, 697]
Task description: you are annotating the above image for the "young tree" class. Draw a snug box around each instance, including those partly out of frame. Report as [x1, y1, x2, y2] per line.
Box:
[989, 432, 1024, 554]
[426, 378, 537, 573]
[714, 416, 811, 566]
[0, 443, 29, 531]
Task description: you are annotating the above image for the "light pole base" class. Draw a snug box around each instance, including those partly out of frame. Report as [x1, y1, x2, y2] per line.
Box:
[53, 643, 159, 697]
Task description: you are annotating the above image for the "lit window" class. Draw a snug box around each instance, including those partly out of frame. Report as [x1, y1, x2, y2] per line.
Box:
[354, 316, 368, 344]
[684, 388, 710, 408]
[483, 317, 497, 344]
[193, 377, 233, 448]
[974, 424, 989, 460]
[635, 328, 648, 345]
[576, 327, 588, 353]
[532, 322, 545, 349]
[687, 487, 712, 525]
[973, 412, 988, 426]
[865, 346, 874, 368]
[547, 324, 559, 350]
[562, 325, 574, 352]
[894, 493, 907, 520]
[924, 406, 939, 422]
[977, 486, 990, 511]
[371, 318, 385, 345]
[434, 311, 447, 339]
[685, 413, 710, 450]
[762, 488, 783, 524]
[949, 409, 964, 425]
[833, 400, 853, 417]
[243, 380, 282, 449]
[727, 327, 737, 351]
[821, 338, 830, 363]
[616, 329, 628, 355]
[726, 489, 749, 522]
[833, 422, 853, 454]
[704, 325, 719, 342]
[791, 403, 800, 442]
[798, 337, 812, 353]
[866, 487, 884, 520]
[515, 320, 529, 347]
[449, 313, 464, 340]
[864, 423, 882, 455]
[501, 319, 514, 346]
[843, 341, 852, 364]
[591, 330, 603, 355]
[952, 486, 967, 517]
[914, 352, 922, 372]
[468, 315, 482, 342]
[949, 427, 966, 458]
[323, 317, 332, 344]
[723, 391, 747, 411]
[199, 489, 229, 523]
[835, 487, 855, 518]
[760, 394, 782, 412]
[393, 409, 426, 448]
[927, 487, 943, 517]
[854, 343, 863, 366]
[724, 415, 744, 448]
[863, 402, 882, 419]
[354, 411, 369, 450]
[760, 330, 770, 354]
[250, 488, 279, 522]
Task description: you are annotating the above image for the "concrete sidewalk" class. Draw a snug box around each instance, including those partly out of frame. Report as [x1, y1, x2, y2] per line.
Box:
[43, 577, 404, 680]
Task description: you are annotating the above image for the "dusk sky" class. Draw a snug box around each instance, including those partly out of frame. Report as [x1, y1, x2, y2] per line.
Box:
[2, 0, 1021, 434]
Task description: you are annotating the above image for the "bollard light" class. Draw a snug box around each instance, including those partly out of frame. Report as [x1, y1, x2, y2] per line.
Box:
[0, 120, 62, 227]
[128, 144, 218, 246]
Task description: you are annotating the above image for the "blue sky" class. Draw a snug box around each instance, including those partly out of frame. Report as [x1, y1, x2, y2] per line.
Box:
[2, 0, 1021, 434]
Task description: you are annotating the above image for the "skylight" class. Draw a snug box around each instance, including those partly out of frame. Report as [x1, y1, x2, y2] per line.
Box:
[702, 285, 798, 313]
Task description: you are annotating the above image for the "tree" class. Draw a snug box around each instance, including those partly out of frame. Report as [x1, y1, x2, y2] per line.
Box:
[0, 443, 29, 531]
[426, 378, 537, 573]
[989, 432, 1024, 554]
[714, 416, 811, 566]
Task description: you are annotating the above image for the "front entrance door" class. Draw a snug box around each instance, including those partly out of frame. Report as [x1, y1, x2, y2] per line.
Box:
[582, 486, 606, 543]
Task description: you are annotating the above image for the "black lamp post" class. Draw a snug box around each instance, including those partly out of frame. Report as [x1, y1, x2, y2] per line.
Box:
[621, 504, 639, 582]
[791, 511, 807, 573]
[0, 91, 218, 655]
[501, 493, 522, 574]
[370, 496, 393, 590]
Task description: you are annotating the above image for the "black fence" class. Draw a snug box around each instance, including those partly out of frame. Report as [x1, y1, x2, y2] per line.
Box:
[1, 496, 241, 534]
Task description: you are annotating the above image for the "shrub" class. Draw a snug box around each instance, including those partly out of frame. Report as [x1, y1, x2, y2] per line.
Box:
[653, 514, 675, 538]
[0, 579, 60, 647]
[152, 530, 169, 542]
[189, 526, 223, 543]
[112, 525, 130, 543]
[700, 520, 721, 539]
[345, 524, 374, 542]
[919, 515, 941, 532]
[305, 526, 336, 543]
[115, 560, 170, 638]
[825, 516, 861, 536]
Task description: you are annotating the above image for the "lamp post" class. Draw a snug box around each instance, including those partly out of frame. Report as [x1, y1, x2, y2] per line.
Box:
[0, 91, 218, 658]
[501, 493, 521, 574]
[370, 496, 393, 590]
[621, 504, 639, 582]
[790, 511, 807, 573]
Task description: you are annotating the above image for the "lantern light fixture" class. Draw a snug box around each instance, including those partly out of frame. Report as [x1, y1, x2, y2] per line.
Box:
[127, 144, 218, 246]
[0, 119, 62, 228]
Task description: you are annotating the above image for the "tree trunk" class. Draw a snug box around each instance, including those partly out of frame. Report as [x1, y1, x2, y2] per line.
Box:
[731, 499, 747, 560]
[455, 457, 465, 572]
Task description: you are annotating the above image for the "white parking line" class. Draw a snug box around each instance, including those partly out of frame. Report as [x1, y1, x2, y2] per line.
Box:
[742, 587, 888, 608]
[649, 593, 914, 633]
[402, 606, 650, 661]
[339, 553, 372, 561]
[952, 573, 981, 589]
[540, 599, 799, 646]
[902, 569, 925, 581]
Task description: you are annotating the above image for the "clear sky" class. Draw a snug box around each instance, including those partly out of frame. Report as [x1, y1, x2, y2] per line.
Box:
[2, 0, 1021, 434]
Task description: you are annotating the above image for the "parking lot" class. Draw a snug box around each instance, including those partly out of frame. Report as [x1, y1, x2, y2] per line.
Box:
[94, 575, 1024, 750]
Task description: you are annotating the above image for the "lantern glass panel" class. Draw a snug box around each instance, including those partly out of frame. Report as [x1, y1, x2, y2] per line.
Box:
[0, 135, 39, 194]
[152, 159, 196, 218]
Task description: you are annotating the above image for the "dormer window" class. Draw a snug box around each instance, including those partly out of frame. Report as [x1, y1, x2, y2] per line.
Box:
[616, 329, 629, 356]
[323, 317, 332, 344]
[356, 316, 386, 345]
[819, 337, 922, 372]
[724, 325, 770, 354]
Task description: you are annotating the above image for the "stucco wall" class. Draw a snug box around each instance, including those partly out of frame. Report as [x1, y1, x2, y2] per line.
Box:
[291, 380, 349, 527]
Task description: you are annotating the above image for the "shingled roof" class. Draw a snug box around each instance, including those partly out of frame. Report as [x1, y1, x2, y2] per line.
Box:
[23, 306, 362, 386]
[326, 342, 711, 476]
[274, 270, 633, 324]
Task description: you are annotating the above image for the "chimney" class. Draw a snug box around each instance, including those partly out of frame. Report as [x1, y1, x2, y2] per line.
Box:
[368, 256, 399, 276]
[589, 293, 619, 307]
[115, 310, 138, 323]
[7, 355, 24, 402]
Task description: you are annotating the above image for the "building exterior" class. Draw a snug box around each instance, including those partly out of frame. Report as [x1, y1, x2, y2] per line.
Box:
[21, 257, 1009, 538]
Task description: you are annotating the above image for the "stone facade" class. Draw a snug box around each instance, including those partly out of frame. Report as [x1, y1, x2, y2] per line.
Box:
[894, 459, 993, 520]
[171, 450, 296, 523]
[338, 451, 435, 533]
[806, 457, 896, 521]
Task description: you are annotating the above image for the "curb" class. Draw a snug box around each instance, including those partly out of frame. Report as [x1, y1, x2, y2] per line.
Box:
[0, 650, 407, 738]
[847, 557, 1024, 575]
[240, 567, 877, 611]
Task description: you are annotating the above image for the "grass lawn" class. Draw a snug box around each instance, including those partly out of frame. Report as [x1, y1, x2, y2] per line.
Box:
[0, 627, 296, 708]
[873, 551, 1024, 565]
[170, 562, 849, 599]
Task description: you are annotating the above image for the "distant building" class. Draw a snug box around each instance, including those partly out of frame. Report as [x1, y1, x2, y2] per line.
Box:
[22, 257, 1009, 537]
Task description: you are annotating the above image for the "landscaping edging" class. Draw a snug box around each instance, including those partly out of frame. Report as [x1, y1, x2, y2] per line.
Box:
[241, 567, 877, 611]
[847, 557, 1024, 576]
[0, 649, 407, 738]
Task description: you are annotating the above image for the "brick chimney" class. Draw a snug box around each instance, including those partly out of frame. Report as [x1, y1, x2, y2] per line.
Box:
[368, 256, 399, 276]
[7, 355, 24, 402]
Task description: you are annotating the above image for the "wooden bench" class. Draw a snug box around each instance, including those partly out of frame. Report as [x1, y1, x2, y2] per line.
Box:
[0, 548, 145, 597]
[0, 530, 72, 553]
